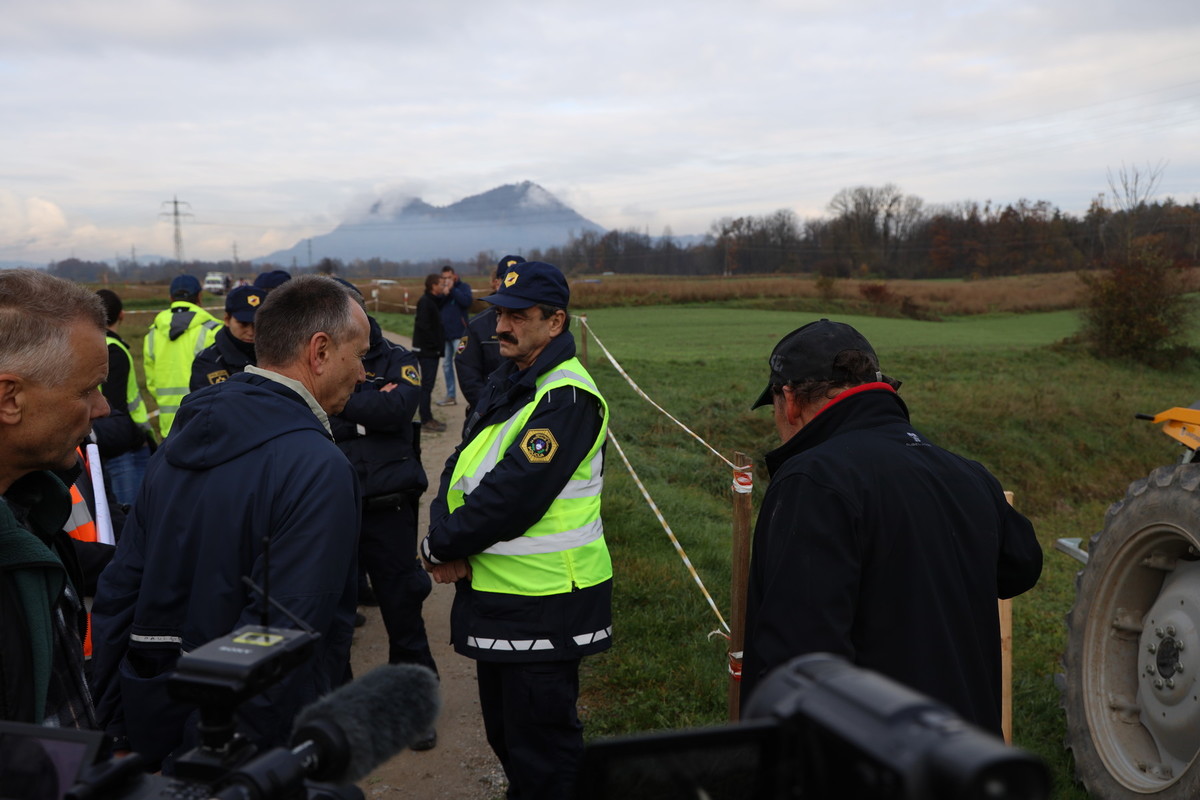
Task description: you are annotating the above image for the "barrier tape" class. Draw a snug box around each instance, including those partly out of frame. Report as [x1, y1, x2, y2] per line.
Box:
[579, 318, 750, 473]
[608, 429, 731, 634]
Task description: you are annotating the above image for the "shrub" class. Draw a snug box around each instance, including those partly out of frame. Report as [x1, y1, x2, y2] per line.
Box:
[1079, 240, 1193, 363]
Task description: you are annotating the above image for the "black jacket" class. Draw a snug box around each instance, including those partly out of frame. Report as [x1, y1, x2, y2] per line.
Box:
[739, 384, 1042, 734]
[454, 307, 504, 409]
[190, 326, 256, 391]
[330, 317, 427, 498]
[412, 293, 445, 356]
[93, 331, 147, 458]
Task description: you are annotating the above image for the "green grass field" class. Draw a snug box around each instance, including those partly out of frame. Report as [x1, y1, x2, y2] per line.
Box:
[577, 306, 1200, 800]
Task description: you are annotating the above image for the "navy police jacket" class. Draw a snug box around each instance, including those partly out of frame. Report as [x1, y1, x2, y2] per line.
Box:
[90, 371, 361, 761]
[454, 306, 504, 410]
[739, 384, 1042, 734]
[329, 317, 427, 498]
[426, 330, 612, 663]
[189, 326, 256, 391]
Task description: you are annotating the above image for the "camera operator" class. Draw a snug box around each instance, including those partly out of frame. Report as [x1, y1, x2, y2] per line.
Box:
[741, 320, 1043, 734]
[90, 276, 370, 764]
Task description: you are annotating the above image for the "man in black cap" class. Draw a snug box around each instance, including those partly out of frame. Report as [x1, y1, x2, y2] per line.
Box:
[421, 261, 612, 800]
[189, 285, 268, 390]
[740, 319, 1042, 735]
[455, 254, 525, 417]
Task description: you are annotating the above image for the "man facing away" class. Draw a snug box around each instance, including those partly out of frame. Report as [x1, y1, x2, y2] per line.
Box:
[91, 275, 371, 763]
[739, 319, 1043, 735]
[0, 270, 110, 727]
[143, 274, 220, 436]
[422, 261, 612, 799]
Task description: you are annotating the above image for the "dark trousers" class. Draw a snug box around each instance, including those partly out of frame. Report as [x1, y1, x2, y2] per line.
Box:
[417, 355, 440, 424]
[476, 659, 583, 800]
[359, 497, 437, 673]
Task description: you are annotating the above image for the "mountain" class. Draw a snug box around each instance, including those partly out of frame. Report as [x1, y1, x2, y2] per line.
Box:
[256, 181, 606, 265]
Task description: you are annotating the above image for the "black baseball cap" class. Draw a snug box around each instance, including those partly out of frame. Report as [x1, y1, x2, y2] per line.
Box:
[751, 319, 886, 409]
[225, 285, 267, 323]
[480, 261, 569, 309]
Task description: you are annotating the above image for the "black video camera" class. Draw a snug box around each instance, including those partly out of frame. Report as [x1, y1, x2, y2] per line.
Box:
[574, 652, 1050, 800]
[0, 623, 440, 800]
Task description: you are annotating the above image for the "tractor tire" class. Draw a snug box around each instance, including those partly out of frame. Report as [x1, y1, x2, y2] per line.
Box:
[1064, 464, 1200, 798]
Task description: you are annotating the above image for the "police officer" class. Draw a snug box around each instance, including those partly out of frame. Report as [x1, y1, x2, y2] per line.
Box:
[455, 254, 525, 417]
[329, 281, 439, 749]
[190, 285, 267, 390]
[421, 261, 612, 799]
[143, 275, 220, 436]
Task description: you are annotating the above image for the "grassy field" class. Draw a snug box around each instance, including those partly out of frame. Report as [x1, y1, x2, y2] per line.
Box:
[575, 305, 1200, 800]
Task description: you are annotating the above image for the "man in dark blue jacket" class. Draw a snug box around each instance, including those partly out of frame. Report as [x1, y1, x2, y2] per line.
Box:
[328, 290, 438, 748]
[437, 264, 473, 407]
[91, 276, 370, 764]
[740, 319, 1043, 735]
[455, 255, 524, 416]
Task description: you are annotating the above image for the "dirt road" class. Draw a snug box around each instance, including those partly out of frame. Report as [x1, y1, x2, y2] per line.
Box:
[351, 333, 505, 799]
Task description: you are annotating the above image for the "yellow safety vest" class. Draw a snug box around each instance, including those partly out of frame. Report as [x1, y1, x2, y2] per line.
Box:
[447, 357, 611, 596]
[105, 333, 148, 425]
[143, 302, 220, 435]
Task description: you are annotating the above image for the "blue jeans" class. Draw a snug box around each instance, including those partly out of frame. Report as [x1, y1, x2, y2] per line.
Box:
[443, 339, 459, 400]
[104, 445, 151, 506]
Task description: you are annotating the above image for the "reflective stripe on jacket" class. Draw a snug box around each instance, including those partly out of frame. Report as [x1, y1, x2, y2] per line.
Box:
[144, 302, 220, 435]
[447, 357, 611, 596]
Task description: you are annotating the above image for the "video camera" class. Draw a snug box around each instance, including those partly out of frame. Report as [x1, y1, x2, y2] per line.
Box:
[574, 653, 1050, 800]
[0, 621, 439, 800]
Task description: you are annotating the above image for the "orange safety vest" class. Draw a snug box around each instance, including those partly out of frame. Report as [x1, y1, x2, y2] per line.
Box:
[66, 448, 98, 657]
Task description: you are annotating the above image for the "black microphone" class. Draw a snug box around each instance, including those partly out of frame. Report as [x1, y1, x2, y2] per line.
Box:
[290, 663, 441, 784]
[210, 664, 440, 799]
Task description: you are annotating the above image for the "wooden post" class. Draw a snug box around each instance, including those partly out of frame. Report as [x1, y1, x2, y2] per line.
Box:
[728, 452, 754, 720]
[1000, 490, 1015, 744]
[580, 314, 589, 368]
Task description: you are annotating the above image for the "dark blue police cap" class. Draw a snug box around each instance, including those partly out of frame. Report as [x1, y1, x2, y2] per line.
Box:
[170, 274, 201, 299]
[225, 285, 267, 323]
[496, 254, 526, 280]
[480, 261, 569, 310]
[253, 269, 292, 291]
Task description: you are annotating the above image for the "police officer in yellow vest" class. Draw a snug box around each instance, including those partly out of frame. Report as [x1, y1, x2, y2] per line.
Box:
[143, 275, 220, 436]
[421, 261, 611, 800]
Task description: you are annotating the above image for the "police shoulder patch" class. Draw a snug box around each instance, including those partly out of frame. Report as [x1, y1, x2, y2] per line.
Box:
[207, 370, 230, 385]
[401, 365, 420, 386]
[520, 428, 558, 464]
[456, 337, 468, 355]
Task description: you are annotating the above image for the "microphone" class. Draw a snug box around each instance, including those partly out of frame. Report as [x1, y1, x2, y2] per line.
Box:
[290, 663, 441, 784]
[210, 664, 440, 799]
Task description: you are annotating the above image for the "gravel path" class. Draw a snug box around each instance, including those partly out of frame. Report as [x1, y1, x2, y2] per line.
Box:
[352, 332, 506, 800]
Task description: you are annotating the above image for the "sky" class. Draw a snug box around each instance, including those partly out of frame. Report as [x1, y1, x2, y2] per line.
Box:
[2, 0, 1199, 264]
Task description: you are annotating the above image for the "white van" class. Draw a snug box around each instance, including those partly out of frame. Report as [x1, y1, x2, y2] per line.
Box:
[203, 272, 230, 295]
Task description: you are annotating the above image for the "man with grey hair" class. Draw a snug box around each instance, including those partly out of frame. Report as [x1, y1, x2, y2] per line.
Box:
[0, 269, 110, 727]
[92, 275, 371, 763]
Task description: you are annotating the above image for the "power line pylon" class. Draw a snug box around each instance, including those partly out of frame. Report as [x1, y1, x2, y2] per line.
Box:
[160, 197, 193, 265]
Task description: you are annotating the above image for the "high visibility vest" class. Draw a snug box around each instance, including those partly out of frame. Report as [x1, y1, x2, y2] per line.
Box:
[144, 302, 220, 436]
[66, 449, 98, 658]
[447, 357, 611, 596]
[105, 332, 148, 425]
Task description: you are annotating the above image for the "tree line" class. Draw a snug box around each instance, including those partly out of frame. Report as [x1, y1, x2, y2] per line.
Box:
[44, 178, 1200, 284]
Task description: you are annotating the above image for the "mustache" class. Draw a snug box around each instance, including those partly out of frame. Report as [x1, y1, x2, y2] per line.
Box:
[497, 333, 518, 344]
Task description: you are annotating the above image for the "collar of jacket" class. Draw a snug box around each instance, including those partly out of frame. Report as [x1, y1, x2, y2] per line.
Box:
[465, 330, 577, 438]
[765, 384, 909, 477]
[214, 325, 256, 365]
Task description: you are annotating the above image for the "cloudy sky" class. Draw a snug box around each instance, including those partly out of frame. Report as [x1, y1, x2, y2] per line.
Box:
[3, 0, 1199, 264]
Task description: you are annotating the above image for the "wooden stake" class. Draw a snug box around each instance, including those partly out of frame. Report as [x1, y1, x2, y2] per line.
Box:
[729, 451, 753, 720]
[580, 314, 589, 368]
